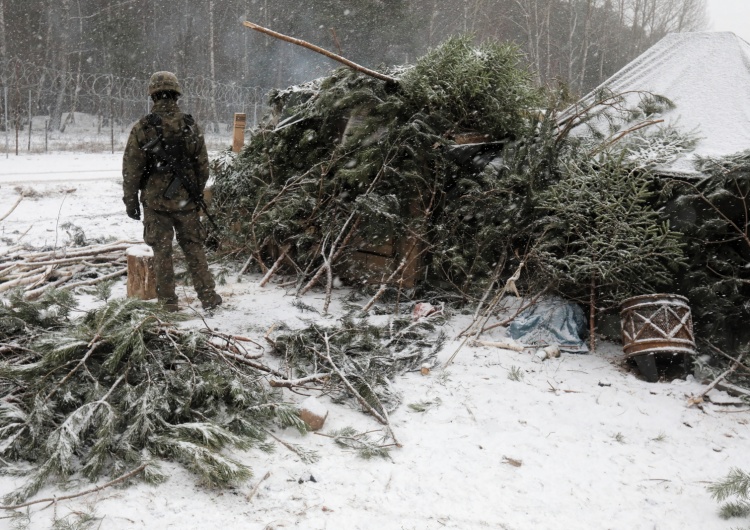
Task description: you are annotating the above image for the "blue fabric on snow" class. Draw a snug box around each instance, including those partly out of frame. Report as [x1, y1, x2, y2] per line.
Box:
[508, 297, 589, 353]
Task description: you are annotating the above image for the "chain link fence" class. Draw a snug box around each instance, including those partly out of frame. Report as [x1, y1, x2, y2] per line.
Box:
[1, 58, 266, 154]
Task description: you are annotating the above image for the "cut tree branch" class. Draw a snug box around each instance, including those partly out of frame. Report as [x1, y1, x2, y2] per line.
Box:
[0, 195, 24, 222]
[0, 463, 148, 510]
[269, 373, 331, 388]
[688, 351, 747, 407]
[242, 21, 398, 85]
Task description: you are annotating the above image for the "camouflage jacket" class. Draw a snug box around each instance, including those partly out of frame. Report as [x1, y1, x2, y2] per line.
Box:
[122, 99, 209, 213]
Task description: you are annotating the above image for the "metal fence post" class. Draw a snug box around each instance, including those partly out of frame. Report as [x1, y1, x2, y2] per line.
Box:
[27, 90, 32, 151]
[4, 86, 8, 159]
[110, 100, 114, 155]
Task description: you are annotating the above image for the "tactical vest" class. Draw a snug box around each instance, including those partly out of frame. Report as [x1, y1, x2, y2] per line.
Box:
[135, 110, 204, 212]
[140, 112, 200, 190]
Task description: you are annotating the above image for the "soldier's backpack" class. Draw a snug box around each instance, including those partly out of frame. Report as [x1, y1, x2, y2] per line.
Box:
[140, 112, 201, 199]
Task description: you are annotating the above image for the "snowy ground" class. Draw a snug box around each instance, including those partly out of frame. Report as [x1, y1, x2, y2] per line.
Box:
[0, 153, 747, 530]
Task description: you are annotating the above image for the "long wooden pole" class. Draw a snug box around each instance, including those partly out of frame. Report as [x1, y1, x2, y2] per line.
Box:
[242, 21, 398, 85]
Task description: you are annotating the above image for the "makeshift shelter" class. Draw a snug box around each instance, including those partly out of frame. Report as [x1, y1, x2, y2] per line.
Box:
[559, 31, 750, 364]
[560, 31, 750, 176]
[212, 37, 545, 299]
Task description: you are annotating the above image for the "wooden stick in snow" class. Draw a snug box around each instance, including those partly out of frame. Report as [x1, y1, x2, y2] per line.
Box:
[0, 270, 49, 293]
[703, 342, 750, 375]
[269, 373, 331, 388]
[24, 267, 81, 300]
[0, 245, 26, 258]
[237, 254, 255, 278]
[246, 471, 271, 502]
[299, 217, 361, 296]
[322, 246, 334, 314]
[242, 21, 398, 85]
[0, 195, 24, 222]
[470, 340, 526, 352]
[360, 257, 409, 315]
[20, 240, 137, 261]
[26, 265, 54, 290]
[444, 261, 526, 368]
[688, 351, 747, 407]
[59, 267, 127, 290]
[0, 464, 148, 510]
[10, 253, 122, 268]
[258, 245, 290, 287]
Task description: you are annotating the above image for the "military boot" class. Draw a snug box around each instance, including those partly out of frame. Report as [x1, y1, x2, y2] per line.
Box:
[160, 298, 180, 312]
[202, 293, 222, 310]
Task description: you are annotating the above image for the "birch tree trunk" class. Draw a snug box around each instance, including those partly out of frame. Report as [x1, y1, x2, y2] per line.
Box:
[578, 0, 595, 93]
[208, 0, 220, 133]
[566, 1, 578, 85]
[50, 0, 72, 132]
[63, 0, 85, 131]
[514, 0, 541, 85]
[0, 0, 7, 62]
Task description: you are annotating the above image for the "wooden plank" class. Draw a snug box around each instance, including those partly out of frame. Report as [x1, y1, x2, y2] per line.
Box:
[232, 113, 247, 153]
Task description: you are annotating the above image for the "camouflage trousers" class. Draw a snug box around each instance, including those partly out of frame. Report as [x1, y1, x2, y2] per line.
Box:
[142, 207, 216, 306]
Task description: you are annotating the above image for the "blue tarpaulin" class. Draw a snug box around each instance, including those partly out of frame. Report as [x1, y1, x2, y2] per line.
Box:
[508, 297, 589, 353]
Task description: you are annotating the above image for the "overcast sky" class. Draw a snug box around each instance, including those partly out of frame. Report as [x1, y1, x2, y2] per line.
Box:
[706, 0, 750, 43]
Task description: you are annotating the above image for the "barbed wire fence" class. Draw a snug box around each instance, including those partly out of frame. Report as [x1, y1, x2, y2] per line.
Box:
[1, 58, 266, 154]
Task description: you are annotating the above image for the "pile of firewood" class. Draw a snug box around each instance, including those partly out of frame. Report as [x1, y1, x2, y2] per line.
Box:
[0, 240, 138, 300]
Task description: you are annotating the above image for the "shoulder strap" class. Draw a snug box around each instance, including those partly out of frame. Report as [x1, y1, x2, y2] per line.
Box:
[146, 112, 164, 139]
[146, 113, 162, 127]
[139, 113, 163, 152]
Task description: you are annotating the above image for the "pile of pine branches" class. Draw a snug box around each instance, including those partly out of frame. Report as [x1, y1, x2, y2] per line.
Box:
[212, 36, 543, 301]
[658, 150, 750, 389]
[213, 31, 747, 370]
[0, 291, 304, 505]
[0, 290, 448, 505]
[212, 37, 691, 313]
[272, 310, 446, 418]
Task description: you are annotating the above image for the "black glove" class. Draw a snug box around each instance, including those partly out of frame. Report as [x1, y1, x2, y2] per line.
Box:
[126, 204, 141, 220]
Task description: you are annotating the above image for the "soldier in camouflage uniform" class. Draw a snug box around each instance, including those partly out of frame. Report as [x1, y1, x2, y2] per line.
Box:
[122, 71, 222, 311]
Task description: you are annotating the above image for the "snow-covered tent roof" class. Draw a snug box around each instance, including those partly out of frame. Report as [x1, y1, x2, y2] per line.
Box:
[562, 32, 750, 175]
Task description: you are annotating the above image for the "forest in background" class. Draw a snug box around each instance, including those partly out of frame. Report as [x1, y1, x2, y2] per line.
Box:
[0, 0, 707, 131]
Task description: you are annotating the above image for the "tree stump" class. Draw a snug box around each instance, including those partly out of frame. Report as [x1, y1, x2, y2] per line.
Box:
[126, 245, 157, 300]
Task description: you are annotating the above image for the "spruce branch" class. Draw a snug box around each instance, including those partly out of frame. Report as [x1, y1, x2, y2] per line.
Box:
[264, 431, 319, 464]
[0, 297, 290, 502]
[316, 332, 386, 425]
[709, 469, 750, 503]
[273, 317, 441, 445]
[319, 427, 393, 459]
[709, 468, 750, 520]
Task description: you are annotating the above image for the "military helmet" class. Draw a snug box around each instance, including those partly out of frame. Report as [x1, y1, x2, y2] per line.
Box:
[148, 71, 182, 96]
